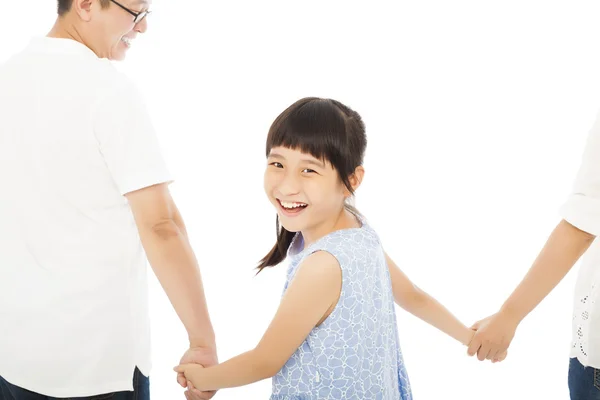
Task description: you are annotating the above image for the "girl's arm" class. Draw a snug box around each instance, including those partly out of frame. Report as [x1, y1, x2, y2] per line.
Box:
[384, 252, 474, 346]
[175, 251, 342, 392]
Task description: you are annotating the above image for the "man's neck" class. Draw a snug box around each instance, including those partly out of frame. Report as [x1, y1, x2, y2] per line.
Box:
[47, 17, 84, 44]
[46, 17, 99, 58]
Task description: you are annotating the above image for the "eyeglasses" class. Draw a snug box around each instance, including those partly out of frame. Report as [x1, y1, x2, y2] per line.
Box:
[109, 0, 151, 24]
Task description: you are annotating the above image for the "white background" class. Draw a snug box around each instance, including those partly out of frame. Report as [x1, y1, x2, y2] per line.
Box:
[3, 1, 600, 399]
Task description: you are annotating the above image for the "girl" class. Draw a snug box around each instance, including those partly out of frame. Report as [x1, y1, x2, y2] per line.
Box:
[175, 97, 504, 399]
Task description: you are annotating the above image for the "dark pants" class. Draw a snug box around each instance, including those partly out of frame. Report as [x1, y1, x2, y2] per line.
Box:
[0, 368, 149, 400]
[570, 357, 600, 400]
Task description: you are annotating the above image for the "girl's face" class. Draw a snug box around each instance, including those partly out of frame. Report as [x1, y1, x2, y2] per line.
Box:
[264, 146, 349, 235]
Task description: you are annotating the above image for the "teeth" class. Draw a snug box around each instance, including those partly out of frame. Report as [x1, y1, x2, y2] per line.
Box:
[280, 201, 307, 209]
[121, 37, 132, 46]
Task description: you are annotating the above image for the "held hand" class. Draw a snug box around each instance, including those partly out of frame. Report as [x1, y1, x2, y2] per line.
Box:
[465, 327, 507, 363]
[177, 346, 218, 399]
[183, 381, 210, 400]
[468, 312, 519, 362]
[174, 363, 206, 391]
[175, 363, 214, 399]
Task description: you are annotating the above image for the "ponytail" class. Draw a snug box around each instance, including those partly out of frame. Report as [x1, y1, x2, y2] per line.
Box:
[256, 216, 296, 273]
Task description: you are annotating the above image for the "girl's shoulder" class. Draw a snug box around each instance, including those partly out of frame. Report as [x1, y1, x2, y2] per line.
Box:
[290, 217, 382, 266]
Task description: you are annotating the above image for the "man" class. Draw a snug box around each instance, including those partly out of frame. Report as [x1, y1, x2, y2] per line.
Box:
[468, 110, 600, 399]
[0, 1, 216, 399]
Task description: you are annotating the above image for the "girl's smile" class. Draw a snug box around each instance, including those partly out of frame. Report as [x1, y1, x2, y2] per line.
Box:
[276, 199, 308, 217]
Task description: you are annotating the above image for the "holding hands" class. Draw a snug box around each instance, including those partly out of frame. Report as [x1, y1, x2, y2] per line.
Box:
[468, 310, 519, 363]
[176, 346, 218, 400]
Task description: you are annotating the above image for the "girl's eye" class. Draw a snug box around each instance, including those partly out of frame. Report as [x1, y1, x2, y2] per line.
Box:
[302, 169, 316, 174]
[269, 162, 283, 168]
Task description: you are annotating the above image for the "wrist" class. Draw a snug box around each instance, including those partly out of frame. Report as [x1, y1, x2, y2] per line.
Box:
[499, 303, 523, 326]
[461, 328, 476, 346]
[189, 332, 216, 350]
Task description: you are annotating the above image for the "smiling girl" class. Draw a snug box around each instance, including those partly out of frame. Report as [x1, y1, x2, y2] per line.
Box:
[176, 98, 503, 399]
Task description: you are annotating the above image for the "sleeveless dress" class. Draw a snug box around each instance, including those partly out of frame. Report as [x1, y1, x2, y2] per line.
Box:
[270, 219, 413, 400]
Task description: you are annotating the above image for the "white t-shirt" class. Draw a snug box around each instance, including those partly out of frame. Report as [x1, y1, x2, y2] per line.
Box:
[0, 37, 172, 397]
[560, 110, 600, 369]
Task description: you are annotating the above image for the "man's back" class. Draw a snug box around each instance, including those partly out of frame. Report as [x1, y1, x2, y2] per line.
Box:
[0, 37, 170, 397]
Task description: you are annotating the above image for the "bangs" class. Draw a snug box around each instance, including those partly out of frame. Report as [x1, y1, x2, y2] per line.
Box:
[266, 98, 347, 163]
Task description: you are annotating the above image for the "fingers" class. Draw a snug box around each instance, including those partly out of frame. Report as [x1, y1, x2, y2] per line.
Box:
[477, 342, 492, 361]
[174, 365, 186, 374]
[189, 381, 201, 394]
[176, 369, 213, 400]
[487, 347, 503, 362]
[497, 351, 508, 362]
[188, 381, 215, 400]
[467, 333, 507, 364]
[493, 350, 508, 363]
[177, 372, 187, 388]
[184, 384, 205, 400]
[467, 335, 481, 357]
[487, 351, 498, 362]
[184, 389, 201, 400]
[174, 363, 198, 374]
[183, 386, 199, 400]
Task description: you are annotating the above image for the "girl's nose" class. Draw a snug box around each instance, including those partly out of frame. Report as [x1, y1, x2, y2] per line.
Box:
[277, 174, 301, 196]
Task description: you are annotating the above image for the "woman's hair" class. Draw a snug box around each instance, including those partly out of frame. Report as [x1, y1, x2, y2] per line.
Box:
[257, 97, 367, 272]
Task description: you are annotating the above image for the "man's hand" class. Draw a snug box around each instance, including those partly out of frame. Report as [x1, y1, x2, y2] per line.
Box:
[177, 346, 218, 399]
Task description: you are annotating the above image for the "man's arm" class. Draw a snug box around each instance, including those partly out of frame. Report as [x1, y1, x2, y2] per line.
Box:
[125, 183, 215, 349]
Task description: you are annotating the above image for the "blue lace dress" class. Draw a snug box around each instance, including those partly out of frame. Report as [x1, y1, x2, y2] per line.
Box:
[269, 220, 412, 399]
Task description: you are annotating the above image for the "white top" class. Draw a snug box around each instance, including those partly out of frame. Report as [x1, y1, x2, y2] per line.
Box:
[0, 37, 172, 397]
[560, 110, 600, 368]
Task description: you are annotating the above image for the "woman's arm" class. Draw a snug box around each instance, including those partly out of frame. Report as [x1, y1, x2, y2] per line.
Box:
[467, 220, 594, 361]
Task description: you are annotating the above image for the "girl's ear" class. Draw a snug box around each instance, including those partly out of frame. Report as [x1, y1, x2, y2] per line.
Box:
[345, 166, 365, 197]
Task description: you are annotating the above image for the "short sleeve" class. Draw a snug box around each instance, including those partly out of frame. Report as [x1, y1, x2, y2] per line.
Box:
[93, 77, 173, 195]
[560, 110, 600, 236]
